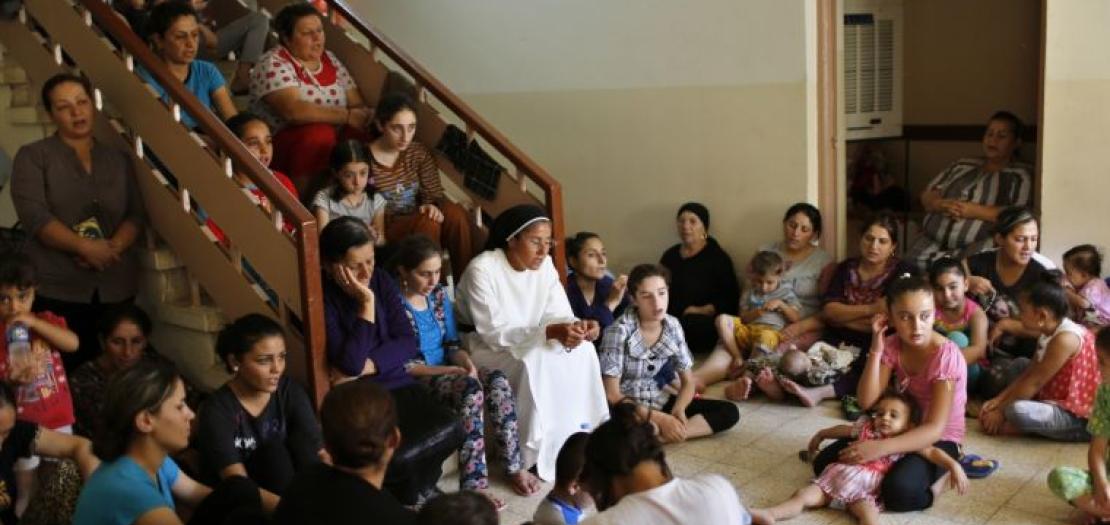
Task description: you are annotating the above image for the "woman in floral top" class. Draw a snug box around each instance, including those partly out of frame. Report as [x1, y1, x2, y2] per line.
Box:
[781, 214, 915, 407]
[599, 264, 738, 444]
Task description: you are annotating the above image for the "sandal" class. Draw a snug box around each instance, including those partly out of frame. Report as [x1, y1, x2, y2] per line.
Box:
[959, 454, 999, 479]
[842, 395, 863, 421]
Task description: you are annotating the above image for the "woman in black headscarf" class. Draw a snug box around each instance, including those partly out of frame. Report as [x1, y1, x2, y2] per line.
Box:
[454, 205, 609, 481]
[660, 202, 741, 352]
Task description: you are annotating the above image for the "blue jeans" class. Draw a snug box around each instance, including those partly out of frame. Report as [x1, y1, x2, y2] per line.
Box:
[1004, 400, 1090, 442]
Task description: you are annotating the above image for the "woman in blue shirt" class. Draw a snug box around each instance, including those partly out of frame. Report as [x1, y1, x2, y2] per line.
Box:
[565, 232, 629, 334]
[390, 235, 538, 501]
[74, 359, 262, 525]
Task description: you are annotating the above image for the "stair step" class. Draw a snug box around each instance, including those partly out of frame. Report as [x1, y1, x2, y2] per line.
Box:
[140, 244, 185, 271]
[8, 106, 50, 125]
[156, 299, 224, 333]
[0, 65, 27, 86]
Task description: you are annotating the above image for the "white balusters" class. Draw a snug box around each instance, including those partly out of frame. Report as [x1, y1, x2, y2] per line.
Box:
[273, 210, 283, 231]
[133, 135, 144, 159]
[180, 188, 191, 212]
[224, 157, 234, 178]
[172, 104, 181, 123]
[94, 88, 103, 111]
[53, 44, 63, 65]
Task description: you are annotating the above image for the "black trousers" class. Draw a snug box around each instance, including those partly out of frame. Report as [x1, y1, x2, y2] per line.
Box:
[188, 475, 265, 525]
[33, 293, 133, 374]
[679, 313, 718, 353]
[660, 396, 740, 434]
[812, 438, 960, 511]
[384, 382, 466, 505]
[244, 438, 299, 495]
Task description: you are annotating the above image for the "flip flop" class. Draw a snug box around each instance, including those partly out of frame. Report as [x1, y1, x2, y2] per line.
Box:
[842, 395, 863, 421]
[959, 454, 999, 479]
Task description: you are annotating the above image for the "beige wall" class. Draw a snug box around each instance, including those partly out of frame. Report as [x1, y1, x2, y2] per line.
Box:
[1039, 0, 1110, 261]
[355, 0, 817, 274]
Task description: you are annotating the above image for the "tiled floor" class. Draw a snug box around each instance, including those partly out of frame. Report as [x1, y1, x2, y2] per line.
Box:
[442, 383, 1091, 524]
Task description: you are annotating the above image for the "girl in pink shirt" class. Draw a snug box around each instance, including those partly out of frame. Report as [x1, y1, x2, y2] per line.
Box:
[810, 273, 968, 513]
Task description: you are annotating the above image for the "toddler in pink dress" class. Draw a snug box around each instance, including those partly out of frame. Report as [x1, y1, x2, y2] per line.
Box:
[752, 392, 968, 525]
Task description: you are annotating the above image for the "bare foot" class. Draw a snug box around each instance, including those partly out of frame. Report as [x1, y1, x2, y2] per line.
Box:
[755, 369, 785, 401]
[724, 377, 753, 401]
[779, 378, 821, 408]
[510, 470, 542, 496]
[480, 491, 507, 512]
[750, 508, 776, 525]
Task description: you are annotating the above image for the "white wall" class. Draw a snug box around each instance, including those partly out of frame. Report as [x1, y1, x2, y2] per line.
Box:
[355, 0, 818, 274]
[1039, 0, 1110, 261]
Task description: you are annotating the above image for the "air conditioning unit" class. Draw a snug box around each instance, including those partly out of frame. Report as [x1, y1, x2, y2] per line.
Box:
[844, 0, 903, 140]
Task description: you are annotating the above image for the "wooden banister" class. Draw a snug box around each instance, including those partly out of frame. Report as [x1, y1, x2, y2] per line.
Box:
[21, 0, 329, 407]
[267, 0, 567, 277]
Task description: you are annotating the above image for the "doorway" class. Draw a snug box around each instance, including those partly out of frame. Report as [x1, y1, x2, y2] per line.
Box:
[817, 0, 1045, 260]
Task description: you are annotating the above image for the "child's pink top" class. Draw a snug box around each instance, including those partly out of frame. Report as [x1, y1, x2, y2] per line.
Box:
[934, 298, 981, 334]
[881, 335, 967, 443]
[1080, 278, 1110, 327]
[0, 312, 75, 430]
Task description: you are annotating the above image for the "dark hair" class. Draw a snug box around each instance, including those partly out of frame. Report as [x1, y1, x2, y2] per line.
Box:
[556, 432, 590, 487]
[328, 140, 375, 200]
[874, 390, 922, 425]
[388, 234, 441, 276]
[989, 110, 1024, 140]
[40, 73, 93, 112]
[225, 111, 269, 139]
[143, 0, 197, 43]
[96, 359, 183, 461]
[750, 251, 785, 276]
[0, 251, 37, 289]
[215, 314, 284, 373]
[860, 212, 900, 249]
[274, 3, 321, 43]
[627, 263, 670, 296]
[1064, 244, 1103, 278]
[97, 304, 153, 341]
[416, 491, 497, 525]
[885, 272, 930, 305]
[372, 92, 418, 134]
[319, 216, 374, 264]
[783, 202, 823, 236]
[1096, 326, 1110, 355]
[1021, 270, 1070, 320]
[928, 257, 966, 285]
[994, 206, 1038, 237]
[581, 402, 670, 511]
[566, 232, 601, 269]
[320, 379, 397, 469]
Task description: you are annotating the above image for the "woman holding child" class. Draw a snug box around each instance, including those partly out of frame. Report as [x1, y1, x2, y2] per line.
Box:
[455, 205, 609, 482]
[694, 202, 833, 393]
[811, 274, 968, 512]
[659, 202, 740, 353]
[598, 264, 739, 444]
[780, 214, 915, 407]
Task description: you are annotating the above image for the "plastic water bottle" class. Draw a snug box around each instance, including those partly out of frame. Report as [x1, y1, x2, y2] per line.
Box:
[6, 322, 31, 371]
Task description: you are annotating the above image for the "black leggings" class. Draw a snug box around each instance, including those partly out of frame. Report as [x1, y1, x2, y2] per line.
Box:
[385, 382, 466, 505]
[660, 397, 740, 434]
[812, 438, 960, 511]
[679, 314, 718, 353]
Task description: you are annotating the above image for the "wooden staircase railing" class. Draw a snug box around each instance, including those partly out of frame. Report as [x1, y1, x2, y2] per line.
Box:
[1, 0, 329, 406]
[246, 0, 568, 277]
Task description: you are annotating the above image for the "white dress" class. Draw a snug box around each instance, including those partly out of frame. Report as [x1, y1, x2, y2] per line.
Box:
[455, 249, 610, 480]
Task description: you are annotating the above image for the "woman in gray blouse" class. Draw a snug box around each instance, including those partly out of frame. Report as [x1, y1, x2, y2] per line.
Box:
[693, 203, 833, 390]
[10, 74, 144, 371]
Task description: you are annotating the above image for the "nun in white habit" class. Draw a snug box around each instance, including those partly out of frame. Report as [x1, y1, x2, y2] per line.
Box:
[455, 205, 609, 481]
